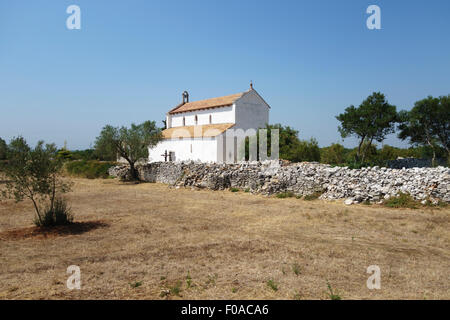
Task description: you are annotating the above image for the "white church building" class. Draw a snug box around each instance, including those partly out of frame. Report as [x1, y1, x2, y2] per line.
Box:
[148, 84, 270, 163]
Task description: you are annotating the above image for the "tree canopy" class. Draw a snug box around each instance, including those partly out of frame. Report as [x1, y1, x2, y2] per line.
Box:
[398, 95, 450, 164]
[336, 92, 398, 163]
[94, 120, 162, 180]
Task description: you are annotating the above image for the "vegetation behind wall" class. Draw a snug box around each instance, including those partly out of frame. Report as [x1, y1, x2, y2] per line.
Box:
[65, 160, 117, 179]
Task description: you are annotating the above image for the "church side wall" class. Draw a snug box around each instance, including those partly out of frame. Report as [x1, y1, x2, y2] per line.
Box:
[148, 137, 217, 163]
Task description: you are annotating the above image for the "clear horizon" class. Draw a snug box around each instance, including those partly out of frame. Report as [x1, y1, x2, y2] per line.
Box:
[1, 0, 449, 150]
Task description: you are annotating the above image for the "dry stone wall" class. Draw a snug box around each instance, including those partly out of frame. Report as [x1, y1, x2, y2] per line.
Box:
[387, 158, 448, 169]
[109, 161, 450, 204]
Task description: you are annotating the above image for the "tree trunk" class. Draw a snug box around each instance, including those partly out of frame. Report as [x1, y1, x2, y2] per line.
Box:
[361, 137, 374, 164]
[357, 136, 366, 162]
[432, 149, 436, 167]
[50, 174, 56, 213]
[425, 132, 436, 167]
[31, 197, 42, 225]
[426, 140, 436, 167]
[129, 162, 139, 181]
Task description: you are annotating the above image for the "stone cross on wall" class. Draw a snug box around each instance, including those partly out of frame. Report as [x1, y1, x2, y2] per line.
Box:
[161, 150, 172, 162]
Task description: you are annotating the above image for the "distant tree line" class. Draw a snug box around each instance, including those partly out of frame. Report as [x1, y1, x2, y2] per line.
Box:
[244, 92, 448, 167]
[335, 92, 449, 167]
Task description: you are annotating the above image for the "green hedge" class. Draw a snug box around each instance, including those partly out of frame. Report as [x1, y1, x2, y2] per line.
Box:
[65, 160, 117, 179]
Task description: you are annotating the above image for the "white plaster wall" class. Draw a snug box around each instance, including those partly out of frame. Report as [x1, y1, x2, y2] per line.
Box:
[148, 137, 218, 163]
[234, 90, 269, 131]
[154, 90, 270, 163]
[169, 105, 234, 127]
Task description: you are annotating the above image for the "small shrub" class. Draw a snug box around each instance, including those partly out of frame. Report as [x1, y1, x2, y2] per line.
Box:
[230, 187, 239, 193]
[35, 198, 73, 227]
[384, 192, 419, 209]
[276, 192, 294, 199]
[266, 279, 278, 291]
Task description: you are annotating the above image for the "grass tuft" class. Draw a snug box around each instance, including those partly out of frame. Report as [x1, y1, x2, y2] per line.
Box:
[384, 192, 419, 209]
[276, 192, 295, 199]
[266, 279, 278, 291]
[303, 190, 325, 201]
[326, 281, 341, 300]
[292, 263, 301, 276]
[170, 281, 182, 296]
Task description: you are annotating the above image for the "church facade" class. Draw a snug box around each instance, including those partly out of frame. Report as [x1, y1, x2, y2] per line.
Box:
[148, 84, 270, 163]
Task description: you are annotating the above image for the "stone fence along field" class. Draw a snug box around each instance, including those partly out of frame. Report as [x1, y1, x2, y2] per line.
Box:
[109, 161, 450, 204]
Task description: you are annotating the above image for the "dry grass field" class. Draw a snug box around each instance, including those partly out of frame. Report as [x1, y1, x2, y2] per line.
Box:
[0, 178, 449, 300]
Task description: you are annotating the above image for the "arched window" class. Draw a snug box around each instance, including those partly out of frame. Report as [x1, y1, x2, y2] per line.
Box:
[194, 115, 198, 125]
[182, 116, 185, 126]
[209, 114, 212, 124]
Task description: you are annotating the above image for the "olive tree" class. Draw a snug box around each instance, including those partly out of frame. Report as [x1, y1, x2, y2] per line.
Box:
[0, 137, 72, 226]
[94, 121, 162, 180]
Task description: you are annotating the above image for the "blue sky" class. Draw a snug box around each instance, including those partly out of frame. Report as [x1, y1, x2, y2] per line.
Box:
[1, 0, 449, 150]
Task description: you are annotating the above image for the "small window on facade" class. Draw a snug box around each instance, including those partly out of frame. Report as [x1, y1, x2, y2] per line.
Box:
[209, 114, 212, 124]
[182, 117, 185, 126]
[190, 144, 192, 153]
[195, 115, 198, 125]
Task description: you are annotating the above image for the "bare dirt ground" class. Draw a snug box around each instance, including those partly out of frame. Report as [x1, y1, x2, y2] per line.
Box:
[0, 178, 449, 300]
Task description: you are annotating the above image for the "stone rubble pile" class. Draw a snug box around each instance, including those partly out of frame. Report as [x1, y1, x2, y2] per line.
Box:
[109, 161, 450, 204]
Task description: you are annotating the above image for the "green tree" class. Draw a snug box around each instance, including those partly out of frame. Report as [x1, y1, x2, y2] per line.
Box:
[435, 95, 450, 160]
[289, 138, 321, 162]
[0, 137, 72, 225]
[336, 92, 398, 163]
[320, 143, 346, 165]
[242, 124, 320, 162]
[271, 124, 302, 161]
[94, 121, 162, 180]
[398, 95, 450, 165]
[0, 137, 7, 160]
[260, 124, 320, 162]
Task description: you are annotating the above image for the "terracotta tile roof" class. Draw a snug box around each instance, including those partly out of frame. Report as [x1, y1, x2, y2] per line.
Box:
[162, 123, 235, 139]
[168, 92, 244, 114]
